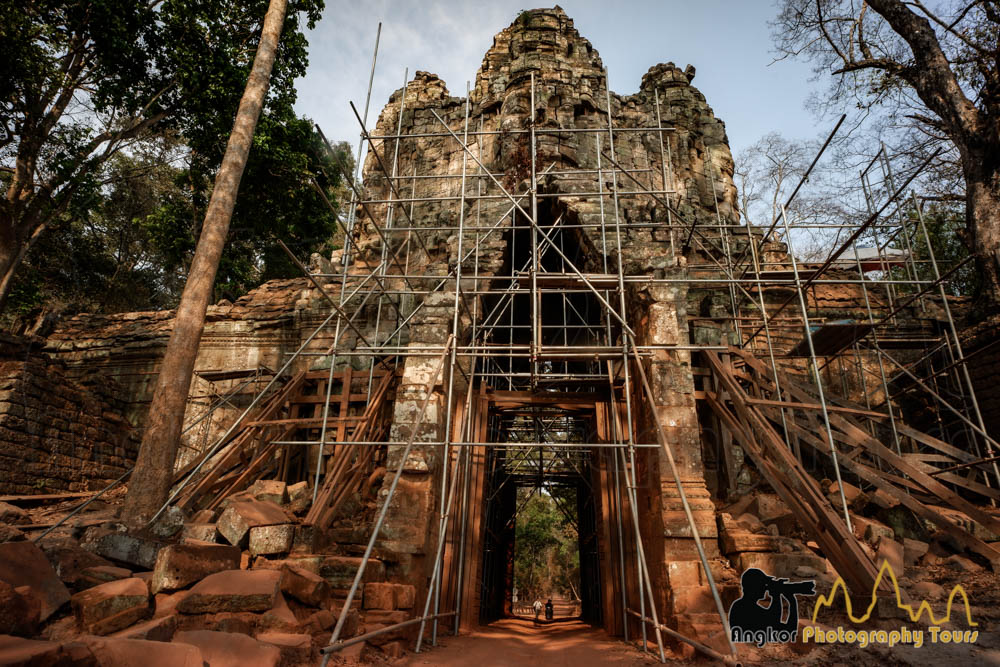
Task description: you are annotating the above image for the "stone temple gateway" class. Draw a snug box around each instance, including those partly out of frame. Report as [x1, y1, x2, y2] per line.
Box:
[348, 5, 742, 647]
[5, 6, 1000, 664]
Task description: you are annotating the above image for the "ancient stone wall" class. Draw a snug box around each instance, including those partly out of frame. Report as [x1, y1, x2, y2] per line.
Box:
[0, 336, 140, 494]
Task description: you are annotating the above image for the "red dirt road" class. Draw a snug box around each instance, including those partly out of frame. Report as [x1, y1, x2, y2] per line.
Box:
[399, 618, 664, 666]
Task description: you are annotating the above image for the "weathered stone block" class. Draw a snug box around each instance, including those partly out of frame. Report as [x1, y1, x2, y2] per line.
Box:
[286, 481, 311, 514]
[0, 502, 30, 525]
[177, 570, 281, 614]
[875, 536, 904, 575]
[78, 565, 133, 590]
[247, 480, 288, 506]
[0, 581, 40, 636]
[249, 524, 295, 556]
[393, 583, 415, 610]
[319, 556, 384, 588]
[280, 564, 331, 607]
[110, 614, 177, 642]
[736, 552, 828, 579]
[256, 632, 313, 664]
[363, 582, 395, 610]
[0, 635, 70, 666]
[83, 530, 165, 570]
[216, 500, 288, 548]
[181, 523, 219, 543]
[0, 540, 71, 621]
[150, 542, 241, 594]
[173, 630, 279, 667]
[71, 577, 151, 635]
[903, 538, 929, 566]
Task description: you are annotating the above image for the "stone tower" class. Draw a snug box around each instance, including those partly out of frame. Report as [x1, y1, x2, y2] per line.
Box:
[348, 6, 742, 643]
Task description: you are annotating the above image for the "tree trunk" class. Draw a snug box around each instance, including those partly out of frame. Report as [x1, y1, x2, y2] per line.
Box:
[964, 148, 1000, 314]
[0, 234, 18, 314]
[120, 0, 288, 528]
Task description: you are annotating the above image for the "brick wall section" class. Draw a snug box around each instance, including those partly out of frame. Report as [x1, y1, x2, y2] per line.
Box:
[0, 335, 140, 495]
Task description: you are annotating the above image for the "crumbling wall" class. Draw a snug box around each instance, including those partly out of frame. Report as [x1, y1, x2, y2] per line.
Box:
[0, 336, 139, 494]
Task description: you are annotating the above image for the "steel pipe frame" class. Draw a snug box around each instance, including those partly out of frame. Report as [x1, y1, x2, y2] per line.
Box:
[777, 203, 855, 533]
[320, 337, 453, 665]
[742, 148, 941, 347]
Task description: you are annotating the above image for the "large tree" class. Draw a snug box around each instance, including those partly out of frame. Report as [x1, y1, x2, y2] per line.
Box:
[774, 0, 1000, 310]
[0, 0, 323, 311]
[121, 0, 291, 528]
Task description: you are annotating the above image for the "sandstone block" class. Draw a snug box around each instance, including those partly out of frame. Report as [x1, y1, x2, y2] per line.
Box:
[217, 500, 288, 548]
[0, 525, 26, 543]
[0, 582, 40, 636]
[319, 556, 384, 588]
[363, 582, 395, 610]
[286, 481, 311, 514]
[393, 584, 415, 610]
[0, 635, 66, 666]
[248, 480, 288, 505]
[291, 524, 318, 553]
[259, 592, 301, 633]
[173, 630, 280, 667]
[71, 577, 151, 635]
[382, 640, 405, 659]
[78, 565, 133, 590]
[249, 524, 295, 557]
[154, 590, 189, 618]
[903, 538, 929, 566]
[0, 540, 70, 621]
[944, 554, 982, 572]
[280, 565, 331, 607]
[303, 609, 335, 633]
[84, 636, 203, 666]
[110, 614, 177, 642]
[256, 632, 313, 664]
[0, 502, 30, 526]
[177, 570, 281, 614]
[150, 505, 186, 538]
[150, 542, 240, 594]
[181, 523, 219, 543]
[736, 552, 827, 579]
[83, 530, 165, 570]
[875, 536, 904, 575]
[862, 518, 895, 544]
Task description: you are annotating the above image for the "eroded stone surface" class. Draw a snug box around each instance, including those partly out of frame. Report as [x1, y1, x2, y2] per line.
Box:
[248, 524, 294, 557]
[216, 500, 288, 548]
[71, 577, 150, 636]
[150, 542, 241, 594]
[177, 570, 281, 614]
[280, 564, 331, 607]
[173, 630, 280, 667]
[0, 541, 70, 622]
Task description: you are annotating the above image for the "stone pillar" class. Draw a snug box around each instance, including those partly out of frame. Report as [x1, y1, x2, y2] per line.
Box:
[630, 277, 726, 651]
[377, 292, 468, 590]
[633, 280, 718, 562]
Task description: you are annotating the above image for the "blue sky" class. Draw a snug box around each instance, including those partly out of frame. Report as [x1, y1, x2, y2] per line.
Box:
[294, 1, 824, 162]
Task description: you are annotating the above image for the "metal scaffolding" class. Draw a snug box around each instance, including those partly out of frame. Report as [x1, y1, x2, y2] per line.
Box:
[139, 25, 998, 667]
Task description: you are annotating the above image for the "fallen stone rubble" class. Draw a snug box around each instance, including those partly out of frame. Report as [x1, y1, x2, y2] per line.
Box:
[0, 479, 416, 666]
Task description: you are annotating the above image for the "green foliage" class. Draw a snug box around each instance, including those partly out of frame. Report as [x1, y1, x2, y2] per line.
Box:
[514, 487, 580, 603]
[0, 0, 330, 313]
[900, 204, 980, 299]
[7, 119, 351, 318]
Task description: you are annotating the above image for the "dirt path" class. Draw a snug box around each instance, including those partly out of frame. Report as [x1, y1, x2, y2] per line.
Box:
[399, 618, 666, 666]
